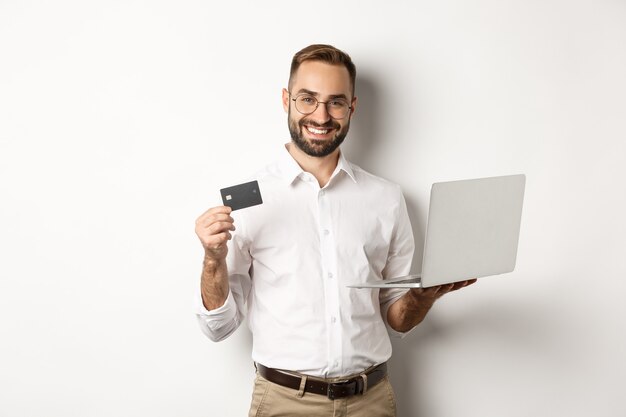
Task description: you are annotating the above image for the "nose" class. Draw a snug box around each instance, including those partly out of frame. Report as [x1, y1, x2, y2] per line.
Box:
[310, 101, 332, 123]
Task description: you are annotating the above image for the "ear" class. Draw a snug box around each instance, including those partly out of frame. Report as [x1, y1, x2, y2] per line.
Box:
[282, 88, 290, 113]
[349, 96, 358, 118]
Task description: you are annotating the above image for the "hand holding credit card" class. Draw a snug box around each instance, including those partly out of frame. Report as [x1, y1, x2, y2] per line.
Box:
[220, 180, 263, 211]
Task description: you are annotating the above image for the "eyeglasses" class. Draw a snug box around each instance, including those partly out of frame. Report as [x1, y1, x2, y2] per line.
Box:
[290, 93, 353, 119]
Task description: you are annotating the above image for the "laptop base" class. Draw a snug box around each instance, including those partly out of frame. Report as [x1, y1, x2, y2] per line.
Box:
[346, 274, 424, 289]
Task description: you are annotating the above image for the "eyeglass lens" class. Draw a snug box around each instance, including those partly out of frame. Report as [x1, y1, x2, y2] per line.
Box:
[294, 95, 350, 119]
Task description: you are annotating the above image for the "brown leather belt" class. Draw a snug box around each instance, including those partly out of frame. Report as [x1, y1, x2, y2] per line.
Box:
[256, 362, 387, 400]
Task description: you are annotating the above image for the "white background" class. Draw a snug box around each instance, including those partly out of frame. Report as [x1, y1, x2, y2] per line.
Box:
[1, 1, 625, 416]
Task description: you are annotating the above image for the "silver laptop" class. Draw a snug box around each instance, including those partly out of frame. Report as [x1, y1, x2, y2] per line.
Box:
[348, 174, 526, 288]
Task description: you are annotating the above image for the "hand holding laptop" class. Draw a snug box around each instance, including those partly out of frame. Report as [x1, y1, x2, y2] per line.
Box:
[387, 278, 478, 332]
[408, 278, 478, 303]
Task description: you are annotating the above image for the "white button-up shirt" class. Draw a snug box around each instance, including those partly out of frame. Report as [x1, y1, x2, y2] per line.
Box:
[196, 145, 414, 378]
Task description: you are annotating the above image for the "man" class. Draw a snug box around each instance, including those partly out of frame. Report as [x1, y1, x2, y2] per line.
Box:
[195, 44, 476, 417]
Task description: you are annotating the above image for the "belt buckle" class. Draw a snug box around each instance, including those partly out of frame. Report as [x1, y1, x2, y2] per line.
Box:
[327, 379, 361, 400]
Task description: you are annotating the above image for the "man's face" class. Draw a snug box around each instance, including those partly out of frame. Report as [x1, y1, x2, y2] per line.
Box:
[282, 61, 357, 158]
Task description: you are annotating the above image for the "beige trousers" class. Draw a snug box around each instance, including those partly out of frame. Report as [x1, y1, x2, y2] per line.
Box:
[248, 373, 397, 417]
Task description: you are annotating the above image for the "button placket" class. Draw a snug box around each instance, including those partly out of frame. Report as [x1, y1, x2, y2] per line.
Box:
[317, 188, 342, 375]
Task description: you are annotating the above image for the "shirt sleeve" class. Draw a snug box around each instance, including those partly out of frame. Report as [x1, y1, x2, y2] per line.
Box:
[195, 212, 252, 342]
[379, 187, 415, 338]
[195, 290, 240, 342]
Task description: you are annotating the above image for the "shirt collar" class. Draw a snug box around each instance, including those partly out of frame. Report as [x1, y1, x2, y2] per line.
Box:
[277, 143, 357, 186]
[335, 149, 357, 183]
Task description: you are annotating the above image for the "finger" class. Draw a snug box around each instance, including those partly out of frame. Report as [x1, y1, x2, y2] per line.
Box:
[458, 279, 477, 288]
[207, 221, 237, 235]
[198, 214, 235, 229]
[437, 284, 455, 296]
[413, 286, 439, 297]
[196, 206, 233, 224]
[207, 205, 233, 215]
[447, 279, 477, 293]
[204, 231, 232, 248]
[410, 286, 444, 303]
[449, 281, 468, 291]
[195, 223, 234, 245]
[195, 214, 236, 235]
[196, 220, 235, 243]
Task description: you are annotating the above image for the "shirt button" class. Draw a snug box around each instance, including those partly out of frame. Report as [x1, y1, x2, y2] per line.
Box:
[331, 316, 336, 323]
[319, 190, 325, 196]
[333, 361, 339, 368]
[328, 272, 333, 279]
[323, 229, 330, 236]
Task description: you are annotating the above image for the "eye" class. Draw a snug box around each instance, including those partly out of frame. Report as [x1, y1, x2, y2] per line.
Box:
[329, 100, 348, 108]
[299, 95, 316, 105]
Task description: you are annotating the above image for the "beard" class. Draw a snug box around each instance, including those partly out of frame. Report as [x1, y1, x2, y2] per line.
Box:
[288, 108, 350, 157]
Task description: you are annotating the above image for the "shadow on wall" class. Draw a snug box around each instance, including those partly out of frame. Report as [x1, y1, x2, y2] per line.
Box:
[342, 73, 384, 174]
[405, 194, 426, 276]
[343, 72, 426, 274]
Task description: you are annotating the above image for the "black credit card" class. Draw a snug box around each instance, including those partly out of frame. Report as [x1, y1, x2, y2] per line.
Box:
[220, 180, 263, 211]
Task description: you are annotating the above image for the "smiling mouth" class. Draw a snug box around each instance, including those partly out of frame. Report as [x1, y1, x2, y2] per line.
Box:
[305, 125, 331, 135]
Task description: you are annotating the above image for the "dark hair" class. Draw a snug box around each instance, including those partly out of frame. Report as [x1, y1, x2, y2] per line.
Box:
[289, 44, 357, 95]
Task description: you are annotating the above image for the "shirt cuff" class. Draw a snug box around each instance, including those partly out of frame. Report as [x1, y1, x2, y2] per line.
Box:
[196, 290, 237, 322]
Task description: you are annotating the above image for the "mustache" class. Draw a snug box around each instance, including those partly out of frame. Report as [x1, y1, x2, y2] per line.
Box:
[299, 118, 340, 130]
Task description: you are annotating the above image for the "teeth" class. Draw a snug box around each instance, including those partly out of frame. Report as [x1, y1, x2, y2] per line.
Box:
[307, 126, 329, 135]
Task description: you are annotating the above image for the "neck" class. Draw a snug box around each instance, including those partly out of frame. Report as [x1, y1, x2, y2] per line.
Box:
[287, 143, 340, 188]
